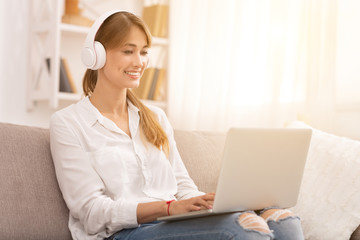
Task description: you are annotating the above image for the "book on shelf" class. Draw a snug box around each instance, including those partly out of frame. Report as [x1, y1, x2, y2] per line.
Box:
[45, 58, 75, 93]
[147, 68, 160, 100]
[148, 68, 166, 100]
[142, 4, 168, 38]
[62, 58, 78, 93]
[133, 67, 156, 99]
[133, 67, 166, 101]
[152, 68, 166, 101]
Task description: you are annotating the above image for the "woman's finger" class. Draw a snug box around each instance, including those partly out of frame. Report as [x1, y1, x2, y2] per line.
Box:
[188, 205, 201, 212]
[201, 193, 215, 201]
[194, 197, 213, 209]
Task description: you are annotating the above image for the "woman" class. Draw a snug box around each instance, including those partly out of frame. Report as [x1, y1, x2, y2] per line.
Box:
[50, 11, 304, 240]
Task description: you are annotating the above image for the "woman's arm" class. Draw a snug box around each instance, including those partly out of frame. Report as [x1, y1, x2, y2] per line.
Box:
[136, 193, 215, 223]
[50, 113, 138, 234]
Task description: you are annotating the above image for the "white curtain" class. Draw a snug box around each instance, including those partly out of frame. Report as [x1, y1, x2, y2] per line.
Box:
[167, 0, 338, 132]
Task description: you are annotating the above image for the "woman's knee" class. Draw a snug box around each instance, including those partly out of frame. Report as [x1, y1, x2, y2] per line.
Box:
[237, 212, 272, 234]
[260, 208, 295, 222]
[260, 209, 304, 240]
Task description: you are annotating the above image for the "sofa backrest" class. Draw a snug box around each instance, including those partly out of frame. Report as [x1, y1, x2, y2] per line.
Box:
[173, 130, 226, 193]
[0, 123, 72, 240]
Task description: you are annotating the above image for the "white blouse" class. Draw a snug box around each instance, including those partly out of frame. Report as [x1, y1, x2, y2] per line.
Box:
[49, 97, 203, 240]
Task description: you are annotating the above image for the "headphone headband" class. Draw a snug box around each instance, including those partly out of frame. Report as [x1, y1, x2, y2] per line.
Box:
[81, 10, 122, 69]
[83, 10, 121, 50]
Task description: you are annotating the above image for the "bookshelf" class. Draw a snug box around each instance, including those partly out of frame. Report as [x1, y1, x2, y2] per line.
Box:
[26, 0, 169, 112]
[27, 0, 84, 110]
[133, 2, 169, 111]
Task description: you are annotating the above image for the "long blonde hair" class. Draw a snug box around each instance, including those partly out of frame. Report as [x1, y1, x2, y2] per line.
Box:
[83, 11, 169, 156]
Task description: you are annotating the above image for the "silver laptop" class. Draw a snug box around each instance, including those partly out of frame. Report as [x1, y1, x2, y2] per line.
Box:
[158, 128, 312, 221]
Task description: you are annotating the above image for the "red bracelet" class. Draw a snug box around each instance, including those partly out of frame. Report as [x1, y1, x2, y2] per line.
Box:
[166, 200, 175, 216]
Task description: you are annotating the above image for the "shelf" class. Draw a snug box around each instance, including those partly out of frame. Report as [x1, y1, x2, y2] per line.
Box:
[152, 37, 168, 46]
[58, 92, 83, 101]
[60, 23, 90, 34]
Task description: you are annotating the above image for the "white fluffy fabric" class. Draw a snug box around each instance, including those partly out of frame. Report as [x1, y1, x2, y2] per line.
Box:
[288, 121, 360, 240]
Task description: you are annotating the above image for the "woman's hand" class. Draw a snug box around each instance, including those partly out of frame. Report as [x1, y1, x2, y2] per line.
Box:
[169, 192, 215, 216]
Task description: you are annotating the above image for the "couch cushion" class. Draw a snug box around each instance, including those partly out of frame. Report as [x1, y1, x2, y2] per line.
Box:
[0, 123, 71, 240]
[173, 130, 226, 193]
[288, 121, 360, 240]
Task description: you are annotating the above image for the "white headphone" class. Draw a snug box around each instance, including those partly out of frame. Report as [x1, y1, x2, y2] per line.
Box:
[81, 10, 122, 70]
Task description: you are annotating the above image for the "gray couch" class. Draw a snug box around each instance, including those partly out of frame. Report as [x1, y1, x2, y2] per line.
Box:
[0, 122, 359, 239]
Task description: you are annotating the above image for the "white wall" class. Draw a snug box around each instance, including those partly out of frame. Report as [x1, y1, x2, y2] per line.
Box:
[0, 0, 5, 109]
[0, 0, 55, 128]
[332, 0, 360, 140]
[336, 1, 360, 106]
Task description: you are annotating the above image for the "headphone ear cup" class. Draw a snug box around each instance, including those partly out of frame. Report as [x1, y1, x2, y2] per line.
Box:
[81, 47, 95, 69]
[91, 41, 106, 70]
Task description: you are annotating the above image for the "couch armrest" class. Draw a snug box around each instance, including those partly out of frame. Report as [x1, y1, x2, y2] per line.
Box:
[351, 225, 360, 240]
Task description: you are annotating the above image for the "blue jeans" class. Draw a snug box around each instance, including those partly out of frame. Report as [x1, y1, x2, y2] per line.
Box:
[107, 212, 304, 240]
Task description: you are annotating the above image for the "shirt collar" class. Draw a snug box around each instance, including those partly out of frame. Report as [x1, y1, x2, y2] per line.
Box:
[77, 96, 140, 134]
[127, 98, 140, 114]
[76, 96, 102, 127]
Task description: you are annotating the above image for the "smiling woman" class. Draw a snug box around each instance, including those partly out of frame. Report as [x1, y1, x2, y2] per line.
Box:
[49, 9, 305, 240]
[82, 11, 151, 95]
